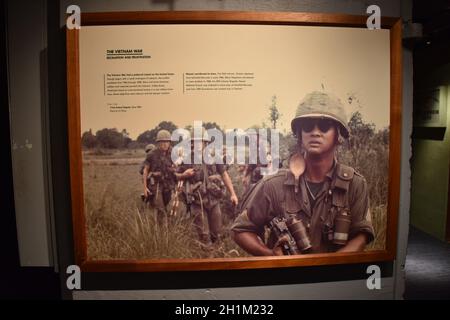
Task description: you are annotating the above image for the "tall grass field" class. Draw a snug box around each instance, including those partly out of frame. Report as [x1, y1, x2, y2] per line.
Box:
[83, 128, 388, 260]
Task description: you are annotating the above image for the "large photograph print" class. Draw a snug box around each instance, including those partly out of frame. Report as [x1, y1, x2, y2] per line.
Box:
[68, 12, 401, 271]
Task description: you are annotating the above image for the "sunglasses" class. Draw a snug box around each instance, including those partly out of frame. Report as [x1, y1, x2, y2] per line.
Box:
[299, 118, 335, 133]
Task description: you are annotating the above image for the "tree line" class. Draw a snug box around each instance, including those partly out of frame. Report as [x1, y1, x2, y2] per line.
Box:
[81, 121, 223, 149]
[82, 95, 284, 149]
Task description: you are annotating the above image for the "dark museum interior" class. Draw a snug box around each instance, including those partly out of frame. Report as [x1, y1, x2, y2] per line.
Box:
[1, 0, 449, 302]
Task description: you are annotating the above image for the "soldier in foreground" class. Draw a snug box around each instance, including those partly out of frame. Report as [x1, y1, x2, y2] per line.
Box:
[176, 129, 239, 245]
[232, 91, 374, 255]
[139, 143, 156, 202]
[142, 129, 176, 218]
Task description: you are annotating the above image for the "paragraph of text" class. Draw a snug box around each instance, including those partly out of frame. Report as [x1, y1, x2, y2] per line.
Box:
[105, 73, 175, 96]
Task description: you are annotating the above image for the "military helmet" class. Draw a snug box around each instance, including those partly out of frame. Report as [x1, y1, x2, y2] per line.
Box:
[291, 91, 350, 138]
[190, 127, 210, 142]
[156, 129, 171, 142]
[145, 143, 155, 153]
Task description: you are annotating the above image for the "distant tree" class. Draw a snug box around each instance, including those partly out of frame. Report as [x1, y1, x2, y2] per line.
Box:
[95, 128, 125, 149]
[121, 129, 132, 147]
[136, 130, 155, 144]
[375, 127, 389, 145]
[81, 129, 97, 149]
[156, 121, 177, 133]
[136, 121, 178, 144]
[203, 122, 222, 131]
[268, 95, 281, 129]
[347, 111, 375, 148]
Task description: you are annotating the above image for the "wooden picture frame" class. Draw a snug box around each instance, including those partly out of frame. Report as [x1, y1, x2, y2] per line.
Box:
[66, 11, 402, 272]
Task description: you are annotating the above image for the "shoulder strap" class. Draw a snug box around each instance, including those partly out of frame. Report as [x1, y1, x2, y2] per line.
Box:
[200, 163, 209, 193]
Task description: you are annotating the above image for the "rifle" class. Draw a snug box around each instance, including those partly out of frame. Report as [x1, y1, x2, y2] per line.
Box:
[268, 217, 300, 255]
[177, 165, 206, 215]
[140, 171, 159, 201]
[184, 180, 193, 213]
[184, 180, 202, 214]
[268, 216, 312, 255]
[170, 180, 184, 216]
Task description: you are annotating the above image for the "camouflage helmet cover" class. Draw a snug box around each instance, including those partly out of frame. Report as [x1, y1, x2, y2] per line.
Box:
[156, 129, 172, 142]
[291, 91, 350, 138]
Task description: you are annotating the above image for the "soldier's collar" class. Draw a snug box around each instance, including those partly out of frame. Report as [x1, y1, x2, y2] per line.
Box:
[325, 159, 338, 180]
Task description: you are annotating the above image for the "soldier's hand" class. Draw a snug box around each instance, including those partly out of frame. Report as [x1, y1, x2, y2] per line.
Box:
[230, 194, 238, 206]
[272, 246, 284, 256]
[184, 168, 195, 177]
[144, 187, 151, 198]
[272, 234, 290, 256]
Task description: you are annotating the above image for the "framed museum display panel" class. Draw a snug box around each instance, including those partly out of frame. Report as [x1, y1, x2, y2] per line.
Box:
[66, 11, 402, 272]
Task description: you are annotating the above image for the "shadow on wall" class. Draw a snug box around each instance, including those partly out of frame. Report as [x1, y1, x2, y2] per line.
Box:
[412, 127, 446, 140]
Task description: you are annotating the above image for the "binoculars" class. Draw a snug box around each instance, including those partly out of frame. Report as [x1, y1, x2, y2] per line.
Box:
[286, 216, 312, 253]
[270, 216, 312, 255]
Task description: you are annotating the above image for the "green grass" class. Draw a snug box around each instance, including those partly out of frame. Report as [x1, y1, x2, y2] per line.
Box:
[83, 161, 249, 259]
[83, 147, 386, 260]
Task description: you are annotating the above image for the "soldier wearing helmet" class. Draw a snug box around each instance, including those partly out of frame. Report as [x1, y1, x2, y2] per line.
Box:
[232, 91, 374, 256]
[138, 144, 156, 177]
[142, 129, 176, 219]
[176, 127, 238, 246]
[241, 130, 281, 193]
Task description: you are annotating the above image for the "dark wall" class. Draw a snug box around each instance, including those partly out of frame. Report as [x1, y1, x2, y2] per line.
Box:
[1, 0, 60, 299]
[4, 0, 413, 300]
[410, 0, 450, 240]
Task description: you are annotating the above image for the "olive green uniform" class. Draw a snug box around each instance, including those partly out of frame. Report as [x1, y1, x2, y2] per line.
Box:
[231, 161, 374, 253]
[144, 148, 176, 213]
[178, 162, 226, 243]
[139, 151, 153, 175]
